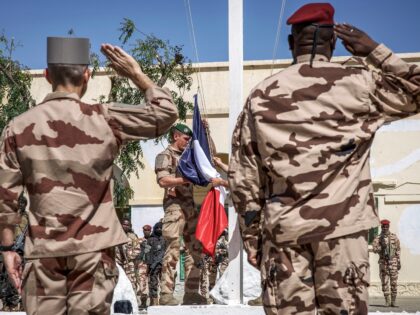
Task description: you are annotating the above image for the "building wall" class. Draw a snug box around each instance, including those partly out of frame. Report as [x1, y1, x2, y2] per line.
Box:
[29, 53, 420, 295]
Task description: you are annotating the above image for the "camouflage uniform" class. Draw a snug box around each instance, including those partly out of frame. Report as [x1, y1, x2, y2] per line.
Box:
[229, 44, 420, 314]
[115, 231, 141, 293]
[136, 238, 149, 302]
[372, 232, 401, 305]
[155, 146, 202, 298]
[199, 233, 229, 298]
[215, 233, 229, 277]
[0, 87, 177, 315]
[199, 254, 215, 298]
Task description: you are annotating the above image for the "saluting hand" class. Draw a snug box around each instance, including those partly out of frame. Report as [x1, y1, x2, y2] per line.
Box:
[101, 44, 143, 78]
[334, 23, 379, 57]
[100, 44, 154, 91]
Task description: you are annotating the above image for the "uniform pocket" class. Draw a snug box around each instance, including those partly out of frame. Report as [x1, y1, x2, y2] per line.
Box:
[162, 208, 183, 239]
[90, 250, 119, 313]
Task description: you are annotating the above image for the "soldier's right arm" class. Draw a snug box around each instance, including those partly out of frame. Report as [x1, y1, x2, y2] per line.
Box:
[228, 98, 266, 268]
[155, 153, 190, 188]
[0, 125, 24, 291]
[100, 44, 178, 144]
[0, 125, 23, 227]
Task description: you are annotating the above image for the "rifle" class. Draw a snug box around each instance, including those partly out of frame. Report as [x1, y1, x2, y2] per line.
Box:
[11, 224, 28, 257]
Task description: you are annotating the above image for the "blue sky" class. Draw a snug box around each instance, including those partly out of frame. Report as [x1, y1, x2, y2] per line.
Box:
[1, 0, 419, 69]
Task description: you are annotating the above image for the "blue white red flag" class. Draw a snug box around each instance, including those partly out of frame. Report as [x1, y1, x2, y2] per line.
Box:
[178, 95, 228, 256]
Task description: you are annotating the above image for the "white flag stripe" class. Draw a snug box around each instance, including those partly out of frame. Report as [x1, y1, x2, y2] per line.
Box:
[192, 139, 220, 180]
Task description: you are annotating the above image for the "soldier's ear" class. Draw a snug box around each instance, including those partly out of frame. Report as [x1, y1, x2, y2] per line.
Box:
[288, 34, 294, 51]
[44, 68, 52, 85]
[83, 67, 91, 84]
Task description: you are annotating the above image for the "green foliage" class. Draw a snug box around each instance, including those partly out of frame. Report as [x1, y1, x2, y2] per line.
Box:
[107, 19, 194, 208]
[0, 33, 35, 135]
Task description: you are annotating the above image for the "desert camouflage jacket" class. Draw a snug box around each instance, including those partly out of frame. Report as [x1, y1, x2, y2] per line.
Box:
[229, 44, 420, 258]
[372, 232, 400, 264]
[0, 86, 178, 258]
[155, 146, 194, 211]
[115, 231, 141, 265]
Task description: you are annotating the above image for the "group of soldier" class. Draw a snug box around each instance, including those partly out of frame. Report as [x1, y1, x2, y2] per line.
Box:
[115, 217, 229, 309]
[0, 2, 419, 315]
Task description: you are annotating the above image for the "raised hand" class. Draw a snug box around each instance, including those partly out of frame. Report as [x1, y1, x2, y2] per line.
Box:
[334, 23, 379, 57]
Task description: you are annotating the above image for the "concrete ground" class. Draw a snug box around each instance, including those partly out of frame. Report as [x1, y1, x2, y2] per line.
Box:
[369, 297, 420, 313]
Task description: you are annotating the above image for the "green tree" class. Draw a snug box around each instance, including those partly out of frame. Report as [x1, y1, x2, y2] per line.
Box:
[0, 34, 35, 135]
[106, 19, 194, 208]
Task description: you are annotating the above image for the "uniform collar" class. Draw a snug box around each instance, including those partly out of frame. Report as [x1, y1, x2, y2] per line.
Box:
[169, 145, 183, 155]
[295, 54, 329, 64]
[42, 91, 81, 103]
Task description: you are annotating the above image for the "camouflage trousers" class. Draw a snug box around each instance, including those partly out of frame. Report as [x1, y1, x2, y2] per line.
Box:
[149, 265, 162, 298]
[261, 230, 369, 315]
[135, 262, 149, 298]
[161, 206, 202, 295]
[379, 260, 399, 298]
[219, 257, 228, 277]
[122, 261, 137, 293]
[22, 248, 118, 315]
[199, 257, 217, 297]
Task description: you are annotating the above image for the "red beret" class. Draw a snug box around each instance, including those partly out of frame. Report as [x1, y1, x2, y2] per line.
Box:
[143, 224, 152, 230]
[381, 219, 390, 225]
[287, 3, 335, 26]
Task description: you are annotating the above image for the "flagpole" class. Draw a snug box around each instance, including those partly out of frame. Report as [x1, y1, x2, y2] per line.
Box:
[227, 0, 244, 305]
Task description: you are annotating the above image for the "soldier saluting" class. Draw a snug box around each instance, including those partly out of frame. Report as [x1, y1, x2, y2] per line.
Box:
[0, 37, 178, 315]
[229, 2, 419, 315]
[371, 219, 401, 307]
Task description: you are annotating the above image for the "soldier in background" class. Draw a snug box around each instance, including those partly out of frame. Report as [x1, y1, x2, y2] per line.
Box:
[155, 124, 206, 305]
[0, 194, 27, 312]
[0, 37, 177, 315]
[146, 222, 166, 306]
[115, 219, 141, 295]
[229, 2, 420, 314]
[136, 224, 152, 310]
[199, 229, 229, 303]
[372, 219, 401, 307]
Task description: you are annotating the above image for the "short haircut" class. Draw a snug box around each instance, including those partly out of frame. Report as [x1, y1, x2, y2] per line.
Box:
[47, 64, 87, 87]
[292, 23, 334, 46]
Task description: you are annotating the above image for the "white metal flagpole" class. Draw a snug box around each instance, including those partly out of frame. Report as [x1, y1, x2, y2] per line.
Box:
[227, 0, 244, 305]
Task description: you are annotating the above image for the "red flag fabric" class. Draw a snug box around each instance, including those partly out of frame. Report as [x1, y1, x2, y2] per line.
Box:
[195, 187, 228, 257]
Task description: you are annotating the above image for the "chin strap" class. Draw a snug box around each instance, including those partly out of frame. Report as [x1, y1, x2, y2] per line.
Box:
[310, 24, 334, 67]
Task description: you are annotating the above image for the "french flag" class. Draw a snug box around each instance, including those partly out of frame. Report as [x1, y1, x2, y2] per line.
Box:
[178, 95, 228, 257]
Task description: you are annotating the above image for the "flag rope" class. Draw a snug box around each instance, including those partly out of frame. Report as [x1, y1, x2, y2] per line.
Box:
[270, 0, 287, 75]
[184, 0, 215, 160]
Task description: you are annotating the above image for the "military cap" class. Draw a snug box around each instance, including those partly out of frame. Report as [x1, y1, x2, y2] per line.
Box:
[287, 3, 335, 25]
[173, 123, 193, 137]
[47, 37, 90, 65]
[381, 219, 390, 225]
[143, 224, 152, 231]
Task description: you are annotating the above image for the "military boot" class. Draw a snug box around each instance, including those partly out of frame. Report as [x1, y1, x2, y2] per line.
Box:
[160, 293, 179, 305]
[150, 297, 159, 306]
[391, 294, 397, 307]
[248, 294, 263, 306]
[385, 295, 391, 307]
[140, 296, 148, 309]
[182, 292, 207, 305]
